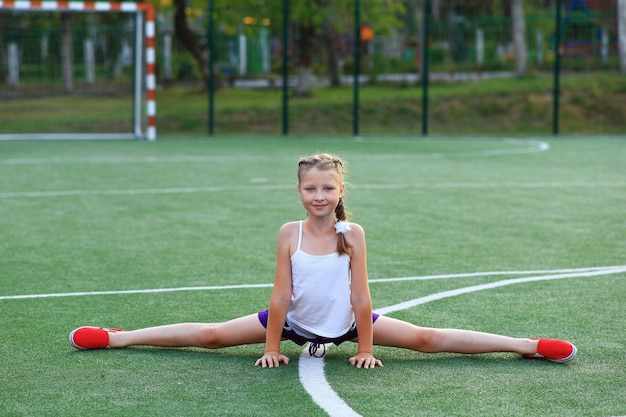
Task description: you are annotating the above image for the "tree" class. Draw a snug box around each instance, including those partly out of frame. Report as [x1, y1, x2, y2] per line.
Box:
[159, 0, 405, 93]
[286, 0, 404, 95]
[511, 0, 527, 75]
[0, 14, 6, 84]
[617, 0, 626, 74]
[172, 0, 209, 88]
[322, 15, 342, 87]
[165, 0, 274, 90]
[61, 13, 74, 93]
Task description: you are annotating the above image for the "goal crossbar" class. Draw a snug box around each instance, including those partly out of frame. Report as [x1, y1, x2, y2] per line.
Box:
[0, 0, 156, 141]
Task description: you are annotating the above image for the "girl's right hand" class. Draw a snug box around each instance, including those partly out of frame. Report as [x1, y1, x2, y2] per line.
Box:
[255, 351, 290, 368]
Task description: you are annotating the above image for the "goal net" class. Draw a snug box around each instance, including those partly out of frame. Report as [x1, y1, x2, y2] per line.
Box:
[0, 1, 156, 140]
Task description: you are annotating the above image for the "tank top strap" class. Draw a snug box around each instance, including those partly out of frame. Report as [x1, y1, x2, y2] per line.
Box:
[296, 220, 303, 252]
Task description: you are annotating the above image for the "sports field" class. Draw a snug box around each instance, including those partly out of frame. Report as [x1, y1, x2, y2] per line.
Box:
[1, 136, 624, 417]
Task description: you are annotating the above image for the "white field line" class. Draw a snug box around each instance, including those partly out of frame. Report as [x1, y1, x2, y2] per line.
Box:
[374, 266, 626, 315]
[0, 283, 274, 301]
[298, 354, 363, 417]
[0, 139, 548, 165]
[368, 266, 624, 284]
[4, 139, 619, 199]
[2, 266, 624, 415]
[1, 266, 623, 301]
[2, 181, 625, 199]
[0, 156, 268, 165]
[355, 181, 626, 190]
[0, 184, 290, 198]
[299, 265, 626, 417]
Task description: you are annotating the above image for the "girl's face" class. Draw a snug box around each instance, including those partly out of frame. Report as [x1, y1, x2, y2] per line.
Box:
[297, 167, 344, 219]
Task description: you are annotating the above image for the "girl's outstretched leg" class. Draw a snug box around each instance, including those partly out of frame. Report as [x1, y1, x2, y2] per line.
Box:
[372, 316, 576, 362]
[70, 314, 267, 350]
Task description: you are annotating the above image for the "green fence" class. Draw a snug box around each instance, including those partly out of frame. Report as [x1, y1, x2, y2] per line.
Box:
[0, 11, 137, 136]
[203, 7, 620, 78]
[1, 1, 624, 138]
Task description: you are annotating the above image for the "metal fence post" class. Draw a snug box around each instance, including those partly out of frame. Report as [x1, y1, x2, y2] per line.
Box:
[353, 0, 361, 137]
[553, 0, 562, 136]
[208, 0, 215, 136]
[282, 0, 289, 136]
[422, 0, 431, 136]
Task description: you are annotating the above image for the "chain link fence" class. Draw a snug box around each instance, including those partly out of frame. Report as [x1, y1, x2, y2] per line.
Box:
[1, 1, 624, 137]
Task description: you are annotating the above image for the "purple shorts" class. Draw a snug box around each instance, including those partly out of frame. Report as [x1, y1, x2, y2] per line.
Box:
[257, 309, 380, 346]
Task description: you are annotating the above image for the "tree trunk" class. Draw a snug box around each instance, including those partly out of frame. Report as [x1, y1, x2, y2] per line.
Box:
[294, 23, 315, 96]
[416, 0, 424, 78]
[512, 0, 527, 76]
[173, 0, 209, 88]
[431, 0, 440, 19]
[61, 13, 74, 93]
[0, 14, 6, 84]
[323, 19, 340, 87]
[619, 0, 626, 73]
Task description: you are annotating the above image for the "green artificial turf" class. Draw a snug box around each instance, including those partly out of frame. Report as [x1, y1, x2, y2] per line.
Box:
[1, 136, 624, 416]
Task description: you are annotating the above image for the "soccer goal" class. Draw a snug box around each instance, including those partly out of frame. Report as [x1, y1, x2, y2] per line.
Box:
[0, 1, 156, 140]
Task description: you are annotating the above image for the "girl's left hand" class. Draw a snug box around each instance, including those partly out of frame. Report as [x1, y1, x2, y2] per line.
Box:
[349, 353, 384, 369]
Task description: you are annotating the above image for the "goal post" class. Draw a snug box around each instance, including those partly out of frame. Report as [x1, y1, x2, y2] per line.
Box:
[0, 0, 156, 140]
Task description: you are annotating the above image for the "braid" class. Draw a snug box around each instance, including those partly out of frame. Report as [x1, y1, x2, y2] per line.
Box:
[335, 197, 352, 256]
[335, 197, 347, 222]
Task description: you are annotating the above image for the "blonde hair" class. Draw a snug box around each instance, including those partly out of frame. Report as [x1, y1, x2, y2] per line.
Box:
[297, 153, 352, 256]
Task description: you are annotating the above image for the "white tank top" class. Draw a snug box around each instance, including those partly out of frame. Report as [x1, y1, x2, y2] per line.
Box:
[286, 220, 354, 338]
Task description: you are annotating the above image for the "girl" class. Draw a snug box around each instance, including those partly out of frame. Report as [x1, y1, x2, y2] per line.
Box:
[70, 153, 576, 368]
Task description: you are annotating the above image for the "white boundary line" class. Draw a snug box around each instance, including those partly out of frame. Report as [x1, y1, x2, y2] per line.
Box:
[2, 266, 624, 415]
[4, 139, 621, 199]
[1, 181, 625, 199]
[298, 265, 626, 417]
[374, 266, 626, 315]
[0, 184, 291, 199]
[299, 353, 363, 417]
[0, 283, 274, 301]
[2, 266, 623, 301]
[0, 139, 548, 165]
[368, 266, 623, 284]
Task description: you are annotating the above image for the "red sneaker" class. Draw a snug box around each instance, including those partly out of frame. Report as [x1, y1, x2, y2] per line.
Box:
[524, 338, 577, 363]
[69, 326, 123, 350]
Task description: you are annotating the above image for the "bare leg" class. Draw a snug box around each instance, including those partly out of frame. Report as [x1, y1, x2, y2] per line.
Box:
[372, 316, 538, 355]
[108, 314, 267, 349]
